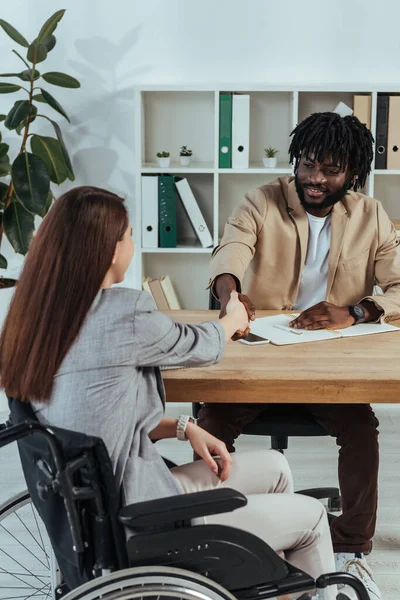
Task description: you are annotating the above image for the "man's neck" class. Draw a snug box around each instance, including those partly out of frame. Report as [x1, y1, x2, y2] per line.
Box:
[306, 207, 333, 218]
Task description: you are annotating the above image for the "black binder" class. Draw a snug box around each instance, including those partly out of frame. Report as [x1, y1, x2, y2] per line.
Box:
[375, 95, 389, 169]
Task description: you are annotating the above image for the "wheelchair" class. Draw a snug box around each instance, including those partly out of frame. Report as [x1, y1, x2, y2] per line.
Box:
[0, 398, 369, 600]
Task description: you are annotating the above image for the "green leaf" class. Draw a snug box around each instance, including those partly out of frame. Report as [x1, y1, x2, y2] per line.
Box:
[37, 10, 65, 44]
[0, 72, 22, 77]
[0, 19, 29, 48]
[39, 190, 54, 217]
[31, 135, 69, 184]
[39, 88, 70, 122]
[47, 119, 75, 180]
[5, 100, 30, 130]
[0, 143, 9, 158]
[43, 34, 56, 52]
[0, 83, 21, 94]
[27, 40, 48, 64]
[32, 93, 45, 103]
[0, 155, 10, 177]
[42, 71, 80, 88]
[0, 254, 8, 269]
[12, 49, 30, 69]
[0, 181, 8, 205]
[3, 199, 35, 255]
[12, 152, 50, 214]
[19, 69, 41, 81]
[0, 115, 5, 122]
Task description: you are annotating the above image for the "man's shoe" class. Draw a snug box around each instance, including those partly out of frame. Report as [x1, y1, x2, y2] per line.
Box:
[335, 553, 381, 600]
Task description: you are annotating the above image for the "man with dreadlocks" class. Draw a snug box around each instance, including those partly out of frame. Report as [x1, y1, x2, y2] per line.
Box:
[198, 112, 400, 598]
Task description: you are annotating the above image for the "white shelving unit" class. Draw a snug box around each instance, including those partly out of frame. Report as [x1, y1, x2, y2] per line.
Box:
[132, 84, 400, 309]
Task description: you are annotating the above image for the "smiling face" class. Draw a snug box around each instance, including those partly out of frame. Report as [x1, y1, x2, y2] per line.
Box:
[295, 153, 354, 215]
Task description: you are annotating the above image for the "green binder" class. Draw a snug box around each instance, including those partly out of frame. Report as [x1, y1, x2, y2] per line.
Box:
[219, 93, 232, 168]
[158, 175, 177, 248]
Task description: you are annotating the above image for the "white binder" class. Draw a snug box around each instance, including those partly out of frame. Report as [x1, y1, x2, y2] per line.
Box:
[175, 178, 213, 248]
[232, 94, 250, 168]
[141, 176, 158, 248]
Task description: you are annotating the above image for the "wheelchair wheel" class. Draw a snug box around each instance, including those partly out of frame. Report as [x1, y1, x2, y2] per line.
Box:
[62, 566, 236, 600]
[0, 490, 54, 600]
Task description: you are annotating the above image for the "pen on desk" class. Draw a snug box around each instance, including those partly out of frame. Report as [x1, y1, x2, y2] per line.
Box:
[273, 324, 303, 336]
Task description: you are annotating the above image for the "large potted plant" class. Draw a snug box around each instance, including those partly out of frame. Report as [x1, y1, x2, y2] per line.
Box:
[0, 9, 80, 289]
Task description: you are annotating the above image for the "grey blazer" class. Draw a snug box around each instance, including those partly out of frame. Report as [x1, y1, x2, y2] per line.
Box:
[33, 288, 225, 505]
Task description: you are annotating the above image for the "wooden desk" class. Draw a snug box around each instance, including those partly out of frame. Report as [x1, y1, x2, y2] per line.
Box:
[162, 310, 400, 404]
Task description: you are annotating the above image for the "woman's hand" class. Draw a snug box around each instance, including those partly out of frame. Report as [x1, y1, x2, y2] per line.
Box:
[185, 422, 232, 482]
[219, 291, 251, 340]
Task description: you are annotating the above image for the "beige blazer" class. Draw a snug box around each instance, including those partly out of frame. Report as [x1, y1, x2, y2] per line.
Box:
[209, 176, 400, 321]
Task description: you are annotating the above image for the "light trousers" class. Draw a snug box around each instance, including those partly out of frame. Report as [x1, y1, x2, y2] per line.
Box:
[171, 449, 336, 582]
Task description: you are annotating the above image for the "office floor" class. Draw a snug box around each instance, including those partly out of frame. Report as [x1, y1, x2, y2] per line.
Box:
[1, 405, 399, 600]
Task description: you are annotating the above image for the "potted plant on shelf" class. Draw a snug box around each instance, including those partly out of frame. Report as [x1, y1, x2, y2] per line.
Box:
[156, 151, 170, 168]
[179, 145, 192, 166]
[0, 9, 80, 290]
[263, 146, 279, 168]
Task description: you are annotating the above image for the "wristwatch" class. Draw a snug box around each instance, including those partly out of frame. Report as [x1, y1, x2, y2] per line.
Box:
[176, 415, 197, 441]
[348, 304, 366, 325]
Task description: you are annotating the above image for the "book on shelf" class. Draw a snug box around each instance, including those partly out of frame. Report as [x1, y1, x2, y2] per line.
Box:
[353, 95, 371, 130]
[158, 175, 177, 248]
[160, 275, 181, 309]
[387, 96, 400, 169]
[175, 177, 213, 248]
[249, 313, 400, 346]
[142, 276, 181, 310]
[219, 93, 232, 168]
[375, 95, 389, 169]
[232, 93, 250, 168]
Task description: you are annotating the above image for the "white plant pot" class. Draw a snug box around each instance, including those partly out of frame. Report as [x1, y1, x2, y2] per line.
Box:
[263, 157, 278, 168]
[157, 157, 170, 168]
[180, 156, 191, 166]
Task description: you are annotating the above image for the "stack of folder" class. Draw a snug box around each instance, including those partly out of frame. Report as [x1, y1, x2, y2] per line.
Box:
[141, 175, 213, 249]
[142, 275, 181, 310]
[372, 94, 400, 169]
[219, 92, 250, 169]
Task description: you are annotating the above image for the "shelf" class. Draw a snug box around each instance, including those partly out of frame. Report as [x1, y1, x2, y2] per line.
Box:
[219, 162, 293, 175]
[141, 242, 213, 254]
[374, 169, 400, 175]
[142, 161, 215, 173]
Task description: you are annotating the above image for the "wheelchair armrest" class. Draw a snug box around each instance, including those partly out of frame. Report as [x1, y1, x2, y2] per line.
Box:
[118, 487, 247, 529]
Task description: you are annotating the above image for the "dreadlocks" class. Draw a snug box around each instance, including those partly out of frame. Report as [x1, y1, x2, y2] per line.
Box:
[288, 112, 374, 191]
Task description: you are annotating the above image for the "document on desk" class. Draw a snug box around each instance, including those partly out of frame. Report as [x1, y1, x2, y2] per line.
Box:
[249, 313, 400, 346]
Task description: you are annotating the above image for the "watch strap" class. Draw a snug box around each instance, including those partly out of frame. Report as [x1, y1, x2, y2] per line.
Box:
[176, 415, 196, 441]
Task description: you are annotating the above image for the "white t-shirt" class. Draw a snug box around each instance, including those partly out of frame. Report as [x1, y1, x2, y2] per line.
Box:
[293, 213, 331, 310]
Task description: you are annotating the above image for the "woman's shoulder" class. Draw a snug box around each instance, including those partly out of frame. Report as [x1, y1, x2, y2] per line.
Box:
[95, 287, 156, 315]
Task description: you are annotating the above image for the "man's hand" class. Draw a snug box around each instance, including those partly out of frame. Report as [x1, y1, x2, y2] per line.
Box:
[289, 301, 355, 330]
[185, 422, 232, 482]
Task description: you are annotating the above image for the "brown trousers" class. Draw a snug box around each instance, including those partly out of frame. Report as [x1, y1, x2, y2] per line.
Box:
[197, 402, 379, 554]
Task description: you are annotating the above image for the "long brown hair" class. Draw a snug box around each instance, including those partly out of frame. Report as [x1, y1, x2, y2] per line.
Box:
[0, 186, 128, 401]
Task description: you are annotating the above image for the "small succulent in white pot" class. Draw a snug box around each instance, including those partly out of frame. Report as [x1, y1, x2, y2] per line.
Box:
[263, 146, 279, 168]
[179, 145, 192, 166]
[156, 151, 170, 168]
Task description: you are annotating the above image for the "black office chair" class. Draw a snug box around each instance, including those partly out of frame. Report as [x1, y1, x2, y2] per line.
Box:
[0, 398, 367, 600]
[200, 288, 341, 513]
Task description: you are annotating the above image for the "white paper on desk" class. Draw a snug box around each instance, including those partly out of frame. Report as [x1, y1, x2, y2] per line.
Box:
[249, 314, 400, 346]
[250, 314, 339, 345]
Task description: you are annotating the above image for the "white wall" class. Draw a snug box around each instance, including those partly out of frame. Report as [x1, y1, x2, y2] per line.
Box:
[1, 0, 400, 274]
[1, 0, 400, 410]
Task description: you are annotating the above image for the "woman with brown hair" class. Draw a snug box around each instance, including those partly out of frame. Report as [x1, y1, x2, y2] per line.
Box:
[0, 186, 336, 584]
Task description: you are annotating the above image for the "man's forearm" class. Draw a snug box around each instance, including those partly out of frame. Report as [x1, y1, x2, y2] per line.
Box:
[214, 273, 240, 301]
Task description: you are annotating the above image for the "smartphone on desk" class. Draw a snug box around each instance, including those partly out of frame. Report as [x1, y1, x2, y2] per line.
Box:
[238, 332, 269, 345]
